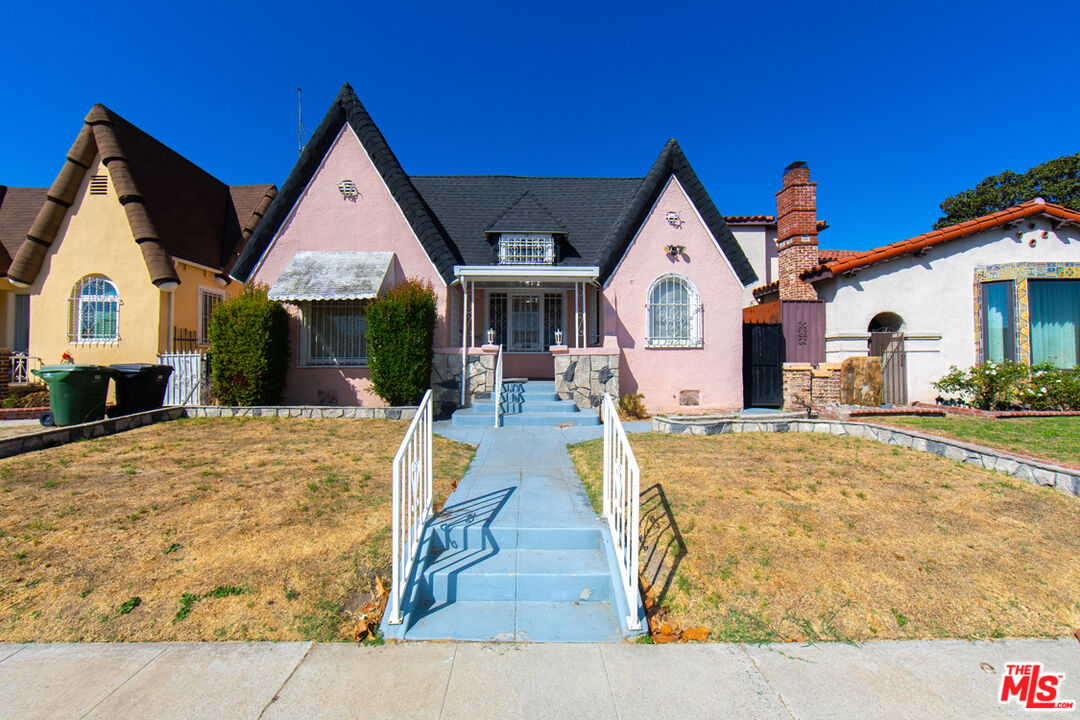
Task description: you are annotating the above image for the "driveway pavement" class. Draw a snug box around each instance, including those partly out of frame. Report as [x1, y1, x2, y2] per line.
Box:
[1, 638, 1076, 719]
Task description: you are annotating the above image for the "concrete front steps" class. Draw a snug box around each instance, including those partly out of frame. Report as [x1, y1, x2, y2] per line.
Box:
[451, 380, 600, 427]
[394, 517, 624, 642]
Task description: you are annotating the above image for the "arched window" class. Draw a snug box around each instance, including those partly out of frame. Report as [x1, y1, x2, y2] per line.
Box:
[646, 274, 701, 347]
[867, 312, 905, 333]
[69, 275, 119, 343]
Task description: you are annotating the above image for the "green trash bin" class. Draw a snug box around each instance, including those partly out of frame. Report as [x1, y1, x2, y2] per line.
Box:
[108, 364, 174, 416]
[31, 365, 114, 427]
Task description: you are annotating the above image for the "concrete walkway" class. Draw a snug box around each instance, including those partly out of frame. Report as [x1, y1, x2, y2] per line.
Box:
[2, 638, 1076, 719]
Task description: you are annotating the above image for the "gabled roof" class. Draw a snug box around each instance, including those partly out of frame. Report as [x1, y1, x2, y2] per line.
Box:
[411, 176, 642, 268]
[486, 191, 567, 233]
[231, 83, 461, 283]
[8, 104, 274, 288]
[0, 186, 47, 278]
[595, 139, 757, 286]
[805, 198, 1080, 281]
[234, 85, 757, 287]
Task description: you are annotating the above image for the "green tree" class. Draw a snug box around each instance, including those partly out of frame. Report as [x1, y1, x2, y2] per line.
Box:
[208, 284, 290, 405]
[366, 280, 436, 406]
[935, 153, 1080, 229]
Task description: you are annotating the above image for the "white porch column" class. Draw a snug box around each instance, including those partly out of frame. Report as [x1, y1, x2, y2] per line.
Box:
[460, 279, 468, 405]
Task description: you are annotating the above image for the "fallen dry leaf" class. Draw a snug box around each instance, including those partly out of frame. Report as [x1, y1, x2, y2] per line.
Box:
[653, 633, 679, 644]
[361, 602, 376, 615]
[682, 627, 710, 642]
[375, 575, 386, 600]
[1074, 628, 1080, 644]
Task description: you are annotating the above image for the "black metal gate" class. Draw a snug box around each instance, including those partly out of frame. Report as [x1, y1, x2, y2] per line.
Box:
[743, 323, 784, 408]
[870, 332, 907, 405]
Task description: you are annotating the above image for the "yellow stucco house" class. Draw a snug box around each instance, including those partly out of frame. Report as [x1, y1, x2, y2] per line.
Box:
[7, 104, 275, 368]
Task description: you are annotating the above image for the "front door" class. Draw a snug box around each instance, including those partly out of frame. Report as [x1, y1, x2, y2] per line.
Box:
[490, 292, 564, 352]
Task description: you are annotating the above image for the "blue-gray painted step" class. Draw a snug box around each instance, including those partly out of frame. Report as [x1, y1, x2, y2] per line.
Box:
[473, 400, 581, 413]
[419, 547, 612, 604]
[403, 600, 624, 642]
[452, 410, 599, 427]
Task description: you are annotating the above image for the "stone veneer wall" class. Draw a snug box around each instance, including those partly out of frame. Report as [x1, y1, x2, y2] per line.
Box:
[651, 416, 1080, 499]
[782, 362, 841, 410]
[185, 406, 417, 420]
[430, 352, 495, 418]
[554, 353, 619, 409]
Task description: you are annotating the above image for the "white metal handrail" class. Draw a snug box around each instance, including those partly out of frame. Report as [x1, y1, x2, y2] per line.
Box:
[389, 389, 434, 625]
[601, 393, 642, 630]
[11, 353, 42, 384]
[493, 346, 503, 427]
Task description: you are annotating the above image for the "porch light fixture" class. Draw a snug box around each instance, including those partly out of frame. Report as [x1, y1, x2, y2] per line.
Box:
[665, 211, 682, 227]
[487, 327, 495, 344]
[554, 328, 563, 345]
[665, 244, 685, 256]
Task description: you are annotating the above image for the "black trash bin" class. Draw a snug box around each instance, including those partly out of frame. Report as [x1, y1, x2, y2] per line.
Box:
[108, 364, 174, 416]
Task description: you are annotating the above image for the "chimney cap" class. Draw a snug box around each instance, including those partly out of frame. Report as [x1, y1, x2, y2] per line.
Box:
[784, 161, 809, 173]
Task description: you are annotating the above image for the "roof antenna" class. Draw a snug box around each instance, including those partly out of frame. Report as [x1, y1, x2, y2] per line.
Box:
[297, 87, 304, 154]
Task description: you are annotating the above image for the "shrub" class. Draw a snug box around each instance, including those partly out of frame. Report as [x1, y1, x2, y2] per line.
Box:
[208, 284, 290, 405]
[932, 360, 1029, 410]
[617, 392, 649, 420]
[366, 280, 436, 406]
[1017, 363, 1080, 410]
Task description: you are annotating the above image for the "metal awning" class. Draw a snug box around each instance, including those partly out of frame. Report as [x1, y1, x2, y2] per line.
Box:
[268, 251, 394, 301]
[452, 265, 599, 283]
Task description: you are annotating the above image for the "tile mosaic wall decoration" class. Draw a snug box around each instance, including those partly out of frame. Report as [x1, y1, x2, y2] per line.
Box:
[973, 263, 1080, 363]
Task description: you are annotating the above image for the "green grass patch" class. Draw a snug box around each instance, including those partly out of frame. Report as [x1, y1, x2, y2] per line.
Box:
[884, 416, 1080, 466]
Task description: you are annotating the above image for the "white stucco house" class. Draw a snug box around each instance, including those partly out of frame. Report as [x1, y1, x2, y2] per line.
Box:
[796, 198, 1080, 404]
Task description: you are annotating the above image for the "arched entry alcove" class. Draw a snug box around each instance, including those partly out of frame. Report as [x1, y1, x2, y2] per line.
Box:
[867, 312, 907, 405]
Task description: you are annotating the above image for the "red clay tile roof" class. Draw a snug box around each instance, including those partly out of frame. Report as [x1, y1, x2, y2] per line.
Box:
[0, 186, 47, 277]
[804, 199, 1080, 280]
[752, 280, 779, 298]
[724, 215, 829, 231]
[817, 248, 859, 262]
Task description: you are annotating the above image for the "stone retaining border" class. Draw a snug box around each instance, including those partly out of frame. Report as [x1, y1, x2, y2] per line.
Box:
[0, 407, 186, 459]
[651, 416, 1080, 499]
[0, 405, 420, 459]
[182, 405, 418, 420]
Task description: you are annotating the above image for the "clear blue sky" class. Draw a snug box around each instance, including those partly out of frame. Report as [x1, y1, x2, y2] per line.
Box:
[3, 0, 1078, 251]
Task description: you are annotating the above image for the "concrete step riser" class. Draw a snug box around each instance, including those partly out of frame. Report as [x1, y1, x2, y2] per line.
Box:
[432, 525, 604, 551]
[473, 401, 581, 413]
[421, 571, 613, 604]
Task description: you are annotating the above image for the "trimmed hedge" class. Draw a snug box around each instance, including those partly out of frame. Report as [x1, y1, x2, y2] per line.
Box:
[208, 284, 290, 405]
[366, 280, 436, 406]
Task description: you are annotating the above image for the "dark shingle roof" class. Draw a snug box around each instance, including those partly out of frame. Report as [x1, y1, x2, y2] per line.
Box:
[8, 105, 275, 287]
[232, 84, 460, 282]
[0, 186, 47, 276]
[233, 85, 756, 287]
[410, 176, 642, 267]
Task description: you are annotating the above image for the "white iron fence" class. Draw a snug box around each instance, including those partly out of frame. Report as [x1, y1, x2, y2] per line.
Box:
[601, 393, 642, 630]
[10, 353, 42, 384]
[493, 346, 503, 427]
[158, 352, 207, 406]
[389, 389, 434, 625]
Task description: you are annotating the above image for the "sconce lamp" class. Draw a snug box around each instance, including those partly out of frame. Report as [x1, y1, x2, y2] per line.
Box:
[487, 327, 495, 345]
[554, 328, 563, 345]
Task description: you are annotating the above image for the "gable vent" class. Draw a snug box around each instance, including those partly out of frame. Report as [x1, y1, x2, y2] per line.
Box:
[89, 175, 108, 195]
[338, 179, 359, 198]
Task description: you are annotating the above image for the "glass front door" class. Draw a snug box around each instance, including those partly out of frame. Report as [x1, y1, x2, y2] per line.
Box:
[489, 292, 564, 351]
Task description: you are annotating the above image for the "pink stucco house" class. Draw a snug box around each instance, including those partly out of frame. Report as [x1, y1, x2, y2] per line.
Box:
[231, 84, 759, 415]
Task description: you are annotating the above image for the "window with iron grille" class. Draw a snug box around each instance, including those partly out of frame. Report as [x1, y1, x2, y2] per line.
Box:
[69, 275, 120, 343]
[199, 288, 226, 344]
[498, 233, 555, 265]
[588, 286, 601, 346]
[300, 300, 367, 366]
[646, 274, 702, 348]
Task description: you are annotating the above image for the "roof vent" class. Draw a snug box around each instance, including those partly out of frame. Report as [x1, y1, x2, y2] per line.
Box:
[89, 175, 108, 195]
[338, 180, 359, 198]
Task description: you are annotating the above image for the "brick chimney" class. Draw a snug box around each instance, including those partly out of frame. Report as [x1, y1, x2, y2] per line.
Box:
[775, 161, 819, 301]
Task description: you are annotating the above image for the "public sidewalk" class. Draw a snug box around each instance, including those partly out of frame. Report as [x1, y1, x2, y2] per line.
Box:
[1, 638, 1077, 719]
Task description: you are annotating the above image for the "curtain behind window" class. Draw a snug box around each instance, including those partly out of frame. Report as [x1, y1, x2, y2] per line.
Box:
[1030, 280, 1080, 368]
[982, 282, 1013, 361]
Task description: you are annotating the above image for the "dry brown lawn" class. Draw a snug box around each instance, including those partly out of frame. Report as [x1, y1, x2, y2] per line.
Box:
[0, 417, 474, 642]
[569, 432, 1080, 643]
